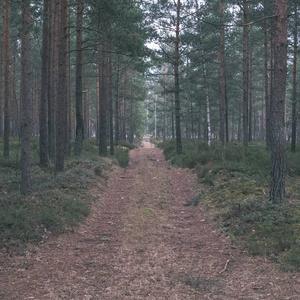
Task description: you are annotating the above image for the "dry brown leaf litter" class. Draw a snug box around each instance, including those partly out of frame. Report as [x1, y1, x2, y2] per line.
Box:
[0, 139, 299, 299]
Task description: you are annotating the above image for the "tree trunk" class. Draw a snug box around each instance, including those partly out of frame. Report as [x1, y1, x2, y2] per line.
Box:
[65, 0, 71, 157]
[115, 56, 120, 144]
[55, 0, 68, 172]
[163, 63, 168, 141]
[48, 0, 57, 160]
[219, 0, 226, 145]
[269, 0, 287, 203]
[108, 52, 114, 155]
[99, 44, 108, 156]
[242, 0, 249, 147]
[291, 4, 298, 152]
[3, 0, 10, 157]
[74, 0, 84, 155]
[174, 0, 182, 154]
[40, 0, 49, 167]
[20, 0, 32, 194]
[264, 0, 271, 149]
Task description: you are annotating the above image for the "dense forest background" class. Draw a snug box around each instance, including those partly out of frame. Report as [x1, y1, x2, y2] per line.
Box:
[0, 0, 294, 202]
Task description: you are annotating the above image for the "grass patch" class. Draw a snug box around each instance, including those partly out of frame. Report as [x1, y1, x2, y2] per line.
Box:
[0, 137, 130, 250]
[159, 139, 300, 271]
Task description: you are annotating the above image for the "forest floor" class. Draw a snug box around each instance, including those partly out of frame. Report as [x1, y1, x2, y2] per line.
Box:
[0, 138, 300, 299]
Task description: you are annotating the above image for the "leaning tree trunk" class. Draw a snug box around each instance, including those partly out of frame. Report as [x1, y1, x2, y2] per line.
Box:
[20, 0, 32, 194]
[269, 0, 287, 203]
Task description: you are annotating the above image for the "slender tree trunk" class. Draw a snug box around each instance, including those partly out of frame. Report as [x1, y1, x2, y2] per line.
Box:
[40, 0, 49, 167]
[99, 44, 108, 156]
[121, 70, 127, 141]
[264, 0, 271, 149]
[242, 0, 249, 147]
[65, 0, 71, 156]
[48, 1, 58, 160]
[129, 73, 134, 144]
[108, 52, 114, 155]
[3, 0, 10, 157]
[291, 4, 298, 152]
[219, 0, 226, 145]
[74, 0, 84, 155]
[174, 0, 182, 154]
[269, 0, 287, 203]
[0, 8, 3, 138]
[55, 0, 68, 172]
[115, 56, 120, 144]
[163, 63, 168, 141]
[20, 0, 32, 194]
[249, 50, 253, 142]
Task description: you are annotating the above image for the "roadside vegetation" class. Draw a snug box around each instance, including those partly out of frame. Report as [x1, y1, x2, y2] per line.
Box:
[0, 138, 133, 250]
[158, 139, 300, 271]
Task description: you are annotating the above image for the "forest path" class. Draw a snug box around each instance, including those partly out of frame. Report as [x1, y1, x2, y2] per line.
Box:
[1, 138, 299, 299]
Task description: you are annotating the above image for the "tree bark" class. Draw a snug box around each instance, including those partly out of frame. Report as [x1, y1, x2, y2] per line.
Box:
[39, 0, 49, 167]
[3, 0, 10, 157]
[219, 0, 226, 145]
[291, 4, 297, 152]
[20, 0, 32, 194]
[269, 0, 287, 203]
[55, 0, 68, 172]
[74, 0, 84, 155]
[99, 44, 108, 156]
[174, 0, 182, 154]
[242, 0, 249, 147]
[264, 0, 271, 149]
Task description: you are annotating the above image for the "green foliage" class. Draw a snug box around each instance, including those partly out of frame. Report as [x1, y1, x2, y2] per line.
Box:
[159, 138, 300, 270]
[0, 137, 130, 249]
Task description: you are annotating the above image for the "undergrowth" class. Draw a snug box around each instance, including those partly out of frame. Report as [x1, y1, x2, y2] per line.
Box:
[0, 138, 133, 250]
[158, 139, 300, 271]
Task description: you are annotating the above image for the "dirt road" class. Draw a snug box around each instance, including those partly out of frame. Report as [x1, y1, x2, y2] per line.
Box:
[0, 139, 299, 299]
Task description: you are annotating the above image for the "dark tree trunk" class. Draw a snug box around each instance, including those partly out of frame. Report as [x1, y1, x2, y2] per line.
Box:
[174, 0, 182, 154]
[74, 0, 84, 155]
[99, 44, 108, 156]
[55, 0, 68, 172]
[0, 16, 3, 138]
[48, 0, 57, 160]
[269, 0, 287, 203]
[40, 0, 49, 167]
[242, 0, 249, 147]
[291, 4, 298, 152]
[20, 0, 32, 194]
[115, 56, 120, 144]
[3, 0, 10, 157]
[163, 63, 168, 142]
[264, 0, 271, 149]
[219, 0, 226, 145]
[108, 52, 114, 155]
[65, 0, 71, 157]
